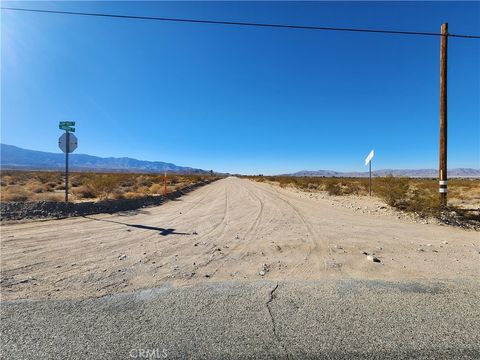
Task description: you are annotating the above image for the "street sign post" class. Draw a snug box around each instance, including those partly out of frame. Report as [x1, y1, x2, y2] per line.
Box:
[58, 122, 77, 202]
[365, 150, 374, 196]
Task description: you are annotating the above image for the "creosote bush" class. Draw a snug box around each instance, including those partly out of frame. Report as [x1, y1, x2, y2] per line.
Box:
[373, 176, 410, 207]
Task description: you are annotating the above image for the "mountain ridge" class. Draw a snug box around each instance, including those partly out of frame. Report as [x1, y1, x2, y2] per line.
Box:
[2, 144, 478, 177]
[0, 144, 209, 174]
[285, 168, 480, 178]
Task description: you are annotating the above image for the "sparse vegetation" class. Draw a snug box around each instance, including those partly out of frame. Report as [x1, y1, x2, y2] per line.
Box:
[247, 176, 370, 196]
[0, 170, 219, 203]
[374, 176, 410, 207]
[246, 175, 480, 222]
[1, 186, 30, 202]
[325, 180, 342, 196]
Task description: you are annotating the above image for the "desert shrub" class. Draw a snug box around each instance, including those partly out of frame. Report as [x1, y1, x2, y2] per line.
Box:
[1, 186, 30, 202]
[406, 188, 440, 216]
[279, 181, 289, 188]
[149, 183, 163, 194]
[45, 182, 57, 190]
[136, 186, 149, 196]
[84, 175, 122, 200]
[32, 186, 45, 193]
[296, 179, 311, 190]
[55, 184, 66, 190]
[341, 182, 361, 195]
[326, 180, 342, 196]
[73, 185, 96, 199]
[357, 179, 370, 193]
[70, 178, 80, 187]
[136, 176, 153, 187]
[34, 172, 61, 184]
[1, 176, 12, 185]
[187, 175, 198, 183]
[120, 178, 135, 188]
[123, 191, 142, 199]
[111, 190, 125, 200]
[25, 181, 46, 193]
[374, 176, 410, 207]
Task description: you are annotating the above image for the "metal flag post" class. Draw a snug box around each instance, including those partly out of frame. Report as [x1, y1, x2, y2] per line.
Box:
[365, 150, 375, 196]
[369, 160, 372, 196]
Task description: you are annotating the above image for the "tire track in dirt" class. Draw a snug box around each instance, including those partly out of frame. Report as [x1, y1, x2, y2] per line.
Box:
[189, 182, 233, 274]
[196, 182, 231, 242]
[157, 185, 218, 225]
[206, 179, 325, 279]
[206, 180, 266, 277]
[257, 183, 329, 275]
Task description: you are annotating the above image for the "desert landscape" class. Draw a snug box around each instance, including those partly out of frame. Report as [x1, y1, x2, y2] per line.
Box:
[2, 1, 479, 358]
[2, 176, 479, 301]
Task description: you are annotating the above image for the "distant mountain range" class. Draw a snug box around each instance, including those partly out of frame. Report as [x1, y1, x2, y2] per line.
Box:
[286, 168, 480, 178]
[0, 144, 209, 174]
[2, 144, 478, 177]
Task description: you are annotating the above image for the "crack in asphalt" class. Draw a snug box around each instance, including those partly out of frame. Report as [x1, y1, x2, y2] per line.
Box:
[266, 282, 290, 359]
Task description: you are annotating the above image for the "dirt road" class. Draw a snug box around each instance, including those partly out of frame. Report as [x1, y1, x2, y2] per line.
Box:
[1, 177, 479, 300]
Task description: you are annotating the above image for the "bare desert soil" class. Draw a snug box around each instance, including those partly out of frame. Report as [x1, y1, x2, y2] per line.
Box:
[1, 177, 479, 300]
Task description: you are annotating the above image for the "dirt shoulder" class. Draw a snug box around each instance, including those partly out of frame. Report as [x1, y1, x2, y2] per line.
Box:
[1, 177, 479, 301]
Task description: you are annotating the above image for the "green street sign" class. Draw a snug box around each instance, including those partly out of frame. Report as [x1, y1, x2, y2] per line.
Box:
[59, 121, 75, 126]
[59, 125, 75, 132]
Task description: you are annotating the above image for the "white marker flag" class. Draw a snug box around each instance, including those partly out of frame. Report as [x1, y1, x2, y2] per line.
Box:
[365, 150, 374, 165]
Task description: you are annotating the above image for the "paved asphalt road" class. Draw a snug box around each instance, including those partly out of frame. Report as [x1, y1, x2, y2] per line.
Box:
[2, 279, 479, 359]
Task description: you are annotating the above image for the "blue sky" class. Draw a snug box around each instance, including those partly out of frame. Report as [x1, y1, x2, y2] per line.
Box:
[1, 1, 479, 174]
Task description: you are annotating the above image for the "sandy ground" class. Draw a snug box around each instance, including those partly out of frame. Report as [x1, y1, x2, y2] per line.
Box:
[1, 177, 479, 300]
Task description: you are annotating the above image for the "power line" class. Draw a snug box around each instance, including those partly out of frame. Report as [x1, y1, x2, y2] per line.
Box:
[2, 6, 480, 39]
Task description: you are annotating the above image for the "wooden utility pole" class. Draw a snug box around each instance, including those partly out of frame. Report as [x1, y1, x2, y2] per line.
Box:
[439, 23, 448, 207]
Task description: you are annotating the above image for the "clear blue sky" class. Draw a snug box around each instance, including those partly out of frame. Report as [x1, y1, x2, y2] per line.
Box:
[1, 1, 479, 174]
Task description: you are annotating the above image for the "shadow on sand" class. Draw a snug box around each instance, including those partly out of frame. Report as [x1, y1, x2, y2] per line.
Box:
[83, 216, 190, 236]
